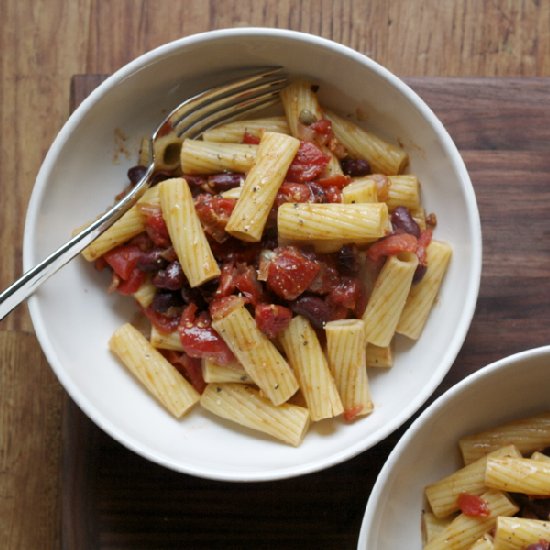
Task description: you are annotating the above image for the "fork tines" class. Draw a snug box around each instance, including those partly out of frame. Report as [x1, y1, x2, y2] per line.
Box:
[160, 67, 288, 141]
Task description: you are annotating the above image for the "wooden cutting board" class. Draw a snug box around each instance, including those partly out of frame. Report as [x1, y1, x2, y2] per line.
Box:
[62, 76, 550, 550]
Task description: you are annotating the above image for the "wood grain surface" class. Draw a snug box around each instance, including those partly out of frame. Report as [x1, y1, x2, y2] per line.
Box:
[2, 2, 550, 548]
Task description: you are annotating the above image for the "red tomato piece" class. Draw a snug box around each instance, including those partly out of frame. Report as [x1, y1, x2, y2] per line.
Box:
[178, 304, 235, 365]
[526, 541, 550, 550]
[233, 264, 264, 306]
[416, 228, 433, 266]
[143, 305, 181, 334]
[323, 185, 342, 203]
[276, 182, 312, 206]
[163, 350, 206, 393]
[456, 493, 490, 517]
[194, 194, 237, 243]
[103, 244, 143, 280]
[367, 233, 418, 262]
[115, 268, 146, 295]
[243, 131, 260, 144]
[344, 405, 365, 422]
[286, 142, 330, 182]
[255, 303, 292, 339]
[266, 247, 321, 301]
[315, 175, 351, 189]
[137, 204, 171, 247]
[310, 119, 332, 135]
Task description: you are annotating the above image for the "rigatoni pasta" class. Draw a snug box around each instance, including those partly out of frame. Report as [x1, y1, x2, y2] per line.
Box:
[422, 412, 550, 549]
[81, 77, 452, 446]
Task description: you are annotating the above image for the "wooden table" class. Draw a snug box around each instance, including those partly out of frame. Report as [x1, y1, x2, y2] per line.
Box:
[2, 2, 550, 548]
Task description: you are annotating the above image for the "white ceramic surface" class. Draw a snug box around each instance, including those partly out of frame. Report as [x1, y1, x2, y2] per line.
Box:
[358, 345, 550, 549]
[24, 28, 481, 481]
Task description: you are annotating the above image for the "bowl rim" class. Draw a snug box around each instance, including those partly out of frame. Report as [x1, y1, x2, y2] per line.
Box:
[23, 27, 482, 482]
[357, 344, 550, 548]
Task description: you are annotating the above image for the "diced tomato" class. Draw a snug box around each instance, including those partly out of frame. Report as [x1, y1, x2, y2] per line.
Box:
[310, 119, 332, 135]
[103, 244, 143, 280]
[367, 233, 418, 262]
[233, 264, 264, 306]
[243, 131, 260, 144]
[344, 405, 364, 422]
[276, 182, 312, 206]
[103, 244, 148, 295]
[137, 204, 171, 247]
[143, 305, 181, 334]
[178, 304, 235, 365]
[456, 493, 490, 517]
[323, 185, 342, 203]
[163, 350, 206, 393]
[214, 263, 264, 306]
[266, 247, 321, 301]
[194, 194, 237, 243]
[416, 228, 433, 266]
[115, 269, 146, 295]
[315, 175, 351, 189]
[286, 142, 330, 182]
[255, 303, 292, 339]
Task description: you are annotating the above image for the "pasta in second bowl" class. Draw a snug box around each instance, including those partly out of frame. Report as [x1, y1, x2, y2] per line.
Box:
[358, 345, 550, 549]
[24, 28, 481, 481]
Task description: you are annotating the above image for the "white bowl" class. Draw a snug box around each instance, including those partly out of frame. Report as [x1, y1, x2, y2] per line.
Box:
[24, 28, 481, 481]
[358, 345, 550, 548]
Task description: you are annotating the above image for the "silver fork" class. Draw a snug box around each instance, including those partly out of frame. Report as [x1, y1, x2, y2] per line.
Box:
[0, 67, 287, 320]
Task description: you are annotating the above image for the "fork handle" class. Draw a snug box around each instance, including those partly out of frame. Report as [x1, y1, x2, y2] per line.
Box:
[0, 164, 155, 321]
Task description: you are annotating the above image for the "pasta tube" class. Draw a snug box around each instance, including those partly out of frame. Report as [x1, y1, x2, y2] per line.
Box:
[325, 319, 373, 421]
[211, 300, 299, 406]
[158, 177, 220, 287]
[396, 240, 452, 340]
[280, 79, 324, 140]
[150, 326, 183, 351]
[493, 517, 550, 550]
[485, 457, 550, 495]
[277, 202, 389, 243]
[279, 316, 343, 421]
[201, 116, 290, 142]
[325, 109, 408, 175]
[200, 383, 310, 447]
[362, 252, 419, 347]
[180, 140, 257, 174]
[201, 358, 253, 385]
[81, 185, 160, 261]
[459, 412, 550, 465]
[365, 344, 393, 368]
[342, 177, 378, 204]
[225, 131, 300, 242]
[109, 323, 199, 418]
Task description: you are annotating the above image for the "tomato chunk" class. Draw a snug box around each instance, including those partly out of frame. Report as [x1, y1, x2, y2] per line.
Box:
[243, 131, 260, 144]
[137, 204, 171, 247]
[194, 194, 237, 242]
[178, 304, 235, 365]
[276, 182, 312, 206]
[103, 244, 143, 280]
[457, 493, 490, 517]
[315, 175, 351, 189]
[266, 247, 321, 301]
[286, 142, 330, 182]
[255, 303, 292, 339]
[367, 233, 418, 262]
[163, 350, 206, 393]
